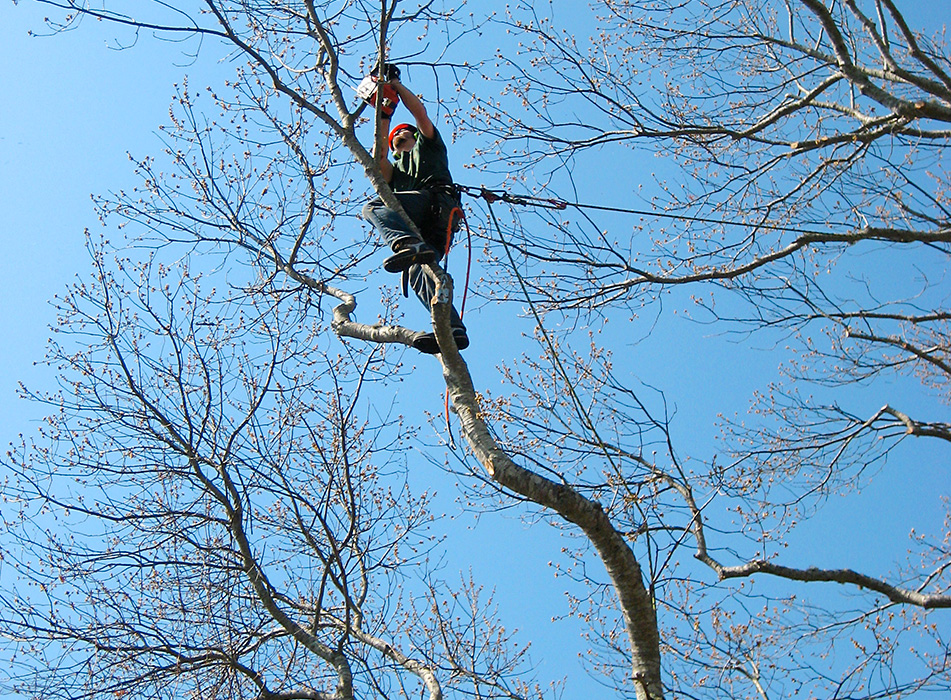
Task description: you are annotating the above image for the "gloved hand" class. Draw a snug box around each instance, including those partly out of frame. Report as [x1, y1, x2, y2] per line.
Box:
[372, 62, 401, 83]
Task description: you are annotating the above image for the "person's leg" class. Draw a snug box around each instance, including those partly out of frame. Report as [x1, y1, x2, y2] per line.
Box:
[406, 260, 469, 354]
[405, 262, 465, 329]
[364, 191, 468, 353]
[362, 192, 438, 272]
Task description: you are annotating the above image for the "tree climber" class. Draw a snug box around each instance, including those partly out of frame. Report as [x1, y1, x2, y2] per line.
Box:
[361, 68, 468, 355]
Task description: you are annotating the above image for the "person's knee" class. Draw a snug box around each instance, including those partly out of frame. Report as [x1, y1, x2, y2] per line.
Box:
[362, 200, 382, 220]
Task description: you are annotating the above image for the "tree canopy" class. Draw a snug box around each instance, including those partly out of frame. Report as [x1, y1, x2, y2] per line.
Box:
[3, 2, 949, 699]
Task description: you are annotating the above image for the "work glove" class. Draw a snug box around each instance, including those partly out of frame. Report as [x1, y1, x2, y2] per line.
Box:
[371, 62, 401, 83]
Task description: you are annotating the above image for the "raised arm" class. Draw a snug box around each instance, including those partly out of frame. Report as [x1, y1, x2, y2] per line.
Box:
[391, 80, 435, 139]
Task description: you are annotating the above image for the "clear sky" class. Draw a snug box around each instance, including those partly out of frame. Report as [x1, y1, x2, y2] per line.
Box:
[2, 4, 189, 425]
[0, 4, 605, 693]
[2, 2, 950, 698]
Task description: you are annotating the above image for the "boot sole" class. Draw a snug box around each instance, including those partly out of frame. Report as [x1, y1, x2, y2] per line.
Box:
[413, 331, 469, 355]
[383, 248, 437, 273]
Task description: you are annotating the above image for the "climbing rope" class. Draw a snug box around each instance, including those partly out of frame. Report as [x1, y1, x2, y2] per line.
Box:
[456, 183, 832, 237]
[443, 205, 472, 318]
[442, 204, 473, 448]
[479, 193, 659, 583]
[456, 184, 568, 212]
[439, 180, 821, 453]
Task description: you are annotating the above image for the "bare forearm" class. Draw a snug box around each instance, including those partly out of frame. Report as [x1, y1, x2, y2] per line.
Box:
[392, 82, 434, 138]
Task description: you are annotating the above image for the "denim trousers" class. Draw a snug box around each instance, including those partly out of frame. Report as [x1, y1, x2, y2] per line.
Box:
[363, 190, 465, 331]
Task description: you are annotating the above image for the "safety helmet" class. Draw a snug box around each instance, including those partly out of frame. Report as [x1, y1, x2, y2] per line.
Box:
[388, 123, 418, 151]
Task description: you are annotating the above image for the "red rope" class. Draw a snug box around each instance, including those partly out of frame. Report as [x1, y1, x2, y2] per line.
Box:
[442, 206, 471, 448]
[442, 205, 472, 316]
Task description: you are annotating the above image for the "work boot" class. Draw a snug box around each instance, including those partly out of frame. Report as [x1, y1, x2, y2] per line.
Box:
[383, 239, 437, 273]
[413, 328, 470, 355]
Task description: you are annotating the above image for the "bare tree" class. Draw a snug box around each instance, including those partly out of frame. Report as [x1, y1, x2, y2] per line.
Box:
[3, 1, 559, 699]
[3, 234, 546, 699]
[457, 0, 951, 697]
[5, 1, 950, 699]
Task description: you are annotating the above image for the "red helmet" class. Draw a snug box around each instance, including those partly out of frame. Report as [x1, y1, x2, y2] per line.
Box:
[388, 123, 418, 151]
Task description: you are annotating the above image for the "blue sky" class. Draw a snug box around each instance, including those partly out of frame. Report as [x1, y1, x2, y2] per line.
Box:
[0, 5, 603, 692]
[3, 1, 951, 698]
[2, 3, 189, 425]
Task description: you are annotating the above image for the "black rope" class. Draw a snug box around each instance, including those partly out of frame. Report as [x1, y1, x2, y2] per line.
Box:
[483, 196, 659, 588]
[456, 184, 568, 211]
[456, 183, 835, 237]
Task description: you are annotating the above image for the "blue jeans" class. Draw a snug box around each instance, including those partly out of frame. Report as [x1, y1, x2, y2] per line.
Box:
[363, 191, 465, 331]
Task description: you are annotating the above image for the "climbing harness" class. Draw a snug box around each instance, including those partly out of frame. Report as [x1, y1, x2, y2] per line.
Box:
[398, 185, 467, 299]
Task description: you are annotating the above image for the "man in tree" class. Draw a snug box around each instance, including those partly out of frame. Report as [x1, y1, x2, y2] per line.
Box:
[362, 74, 468, 355]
